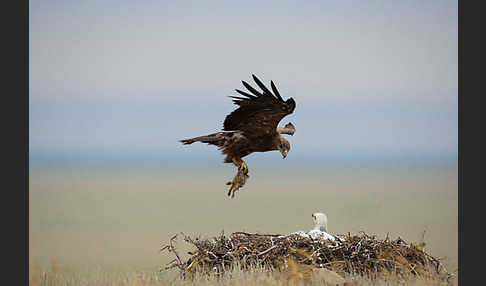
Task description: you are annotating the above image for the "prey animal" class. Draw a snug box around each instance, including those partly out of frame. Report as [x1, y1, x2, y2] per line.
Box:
[180, 75, 296, 198]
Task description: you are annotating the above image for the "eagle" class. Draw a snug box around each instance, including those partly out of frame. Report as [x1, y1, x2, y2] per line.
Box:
[287, 212, 336, 241]
[180, 74, 296, 198]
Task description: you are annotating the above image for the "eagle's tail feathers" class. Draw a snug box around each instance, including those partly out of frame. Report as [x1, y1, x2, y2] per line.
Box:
[179, 133, 226, 146]
[180, 138, 197, 145]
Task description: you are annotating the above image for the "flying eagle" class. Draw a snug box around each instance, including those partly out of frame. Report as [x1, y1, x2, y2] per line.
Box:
[180, 74, 296, 198]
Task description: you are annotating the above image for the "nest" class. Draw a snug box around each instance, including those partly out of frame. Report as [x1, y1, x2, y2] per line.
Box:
[160, 231, 452, 281]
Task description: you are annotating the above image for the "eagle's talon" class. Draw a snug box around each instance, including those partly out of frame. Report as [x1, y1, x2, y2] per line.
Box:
[238, 161, 248, 174]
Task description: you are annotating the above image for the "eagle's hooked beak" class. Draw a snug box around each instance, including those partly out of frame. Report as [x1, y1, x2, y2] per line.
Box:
[281, 149, 288, 159]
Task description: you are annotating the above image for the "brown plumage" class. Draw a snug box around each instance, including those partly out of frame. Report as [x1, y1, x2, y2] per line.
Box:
[180, 75, 296, 198]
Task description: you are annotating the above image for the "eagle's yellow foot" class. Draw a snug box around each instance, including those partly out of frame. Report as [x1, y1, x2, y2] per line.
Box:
[238, 161, 248, 174]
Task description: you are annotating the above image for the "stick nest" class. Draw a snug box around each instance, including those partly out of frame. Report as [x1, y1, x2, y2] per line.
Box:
[160, 231, 452, 281]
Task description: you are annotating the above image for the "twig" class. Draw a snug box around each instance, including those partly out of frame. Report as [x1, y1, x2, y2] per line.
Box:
[257, 245, 279, 256]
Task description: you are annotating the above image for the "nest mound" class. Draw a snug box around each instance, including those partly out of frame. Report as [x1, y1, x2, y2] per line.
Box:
[161, 231, 452, 281]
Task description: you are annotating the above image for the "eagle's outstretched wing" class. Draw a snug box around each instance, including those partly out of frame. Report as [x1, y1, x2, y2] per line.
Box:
[223, 75, 296, 137]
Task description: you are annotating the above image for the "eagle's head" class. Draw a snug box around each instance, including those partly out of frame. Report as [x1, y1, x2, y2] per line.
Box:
[278, 136, 291, 159]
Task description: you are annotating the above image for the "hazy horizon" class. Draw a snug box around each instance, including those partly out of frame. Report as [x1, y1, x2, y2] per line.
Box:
[30, 0, 457, 166]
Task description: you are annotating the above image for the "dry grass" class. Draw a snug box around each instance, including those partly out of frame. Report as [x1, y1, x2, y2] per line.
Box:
[29, 258, 457, 286]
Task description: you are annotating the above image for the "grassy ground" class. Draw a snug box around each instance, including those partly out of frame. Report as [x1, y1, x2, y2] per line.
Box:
[29, 164, 457, 285]
[30, 259, 457, 286]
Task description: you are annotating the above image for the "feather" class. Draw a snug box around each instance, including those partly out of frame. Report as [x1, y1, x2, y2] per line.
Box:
[271, 80, 284, 101]
[252, 74, 275, 98]
[234, 89, 256, 99]
[242, 80, 263, 97]
[230, 96, 250, 101]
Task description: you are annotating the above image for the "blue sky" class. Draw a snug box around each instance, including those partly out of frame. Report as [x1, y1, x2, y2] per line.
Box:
[29, 0, 457, 166]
